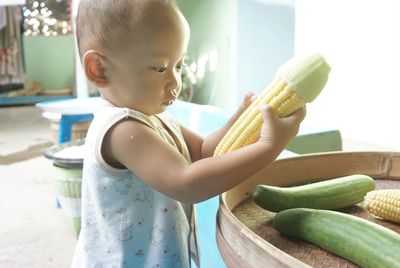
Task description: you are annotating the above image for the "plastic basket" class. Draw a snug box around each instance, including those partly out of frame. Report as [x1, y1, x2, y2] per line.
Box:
[44, 140, 85, 236]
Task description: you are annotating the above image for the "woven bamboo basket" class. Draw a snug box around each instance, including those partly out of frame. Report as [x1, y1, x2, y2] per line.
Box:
[217, 151, 400, 267]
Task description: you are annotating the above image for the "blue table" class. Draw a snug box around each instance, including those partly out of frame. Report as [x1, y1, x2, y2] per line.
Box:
[36, 97, 102, 143]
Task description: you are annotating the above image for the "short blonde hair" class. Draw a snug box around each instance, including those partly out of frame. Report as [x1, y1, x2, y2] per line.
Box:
[76, 0, 176, 59]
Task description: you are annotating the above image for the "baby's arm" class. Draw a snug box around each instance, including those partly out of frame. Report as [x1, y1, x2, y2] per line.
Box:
[108, 105, 305, 203]
[181, 92, 256, 162]
[199, 92, 256, 158]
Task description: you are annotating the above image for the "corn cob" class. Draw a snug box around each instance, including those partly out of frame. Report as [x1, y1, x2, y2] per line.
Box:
[363, 189, 400, 223]
[214, 54, 331, 156]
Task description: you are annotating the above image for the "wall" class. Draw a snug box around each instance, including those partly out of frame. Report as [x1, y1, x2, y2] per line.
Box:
[295, 0, 400, 148]
[236, 0, 295, 104]
[176, 0, 237, 109]
[23, 35, 74, 91]
[176, 0, 295, 110]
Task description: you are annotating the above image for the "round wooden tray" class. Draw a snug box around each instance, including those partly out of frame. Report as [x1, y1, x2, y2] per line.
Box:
[217, 151, 400, 268]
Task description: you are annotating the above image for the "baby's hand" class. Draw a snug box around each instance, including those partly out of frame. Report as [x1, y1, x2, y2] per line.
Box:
[228, 92, 257, 125]
[258, 105, 306, 149]
[237, 92, 257, 115]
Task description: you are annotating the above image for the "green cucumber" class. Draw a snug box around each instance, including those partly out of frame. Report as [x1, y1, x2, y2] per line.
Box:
[253, 174, 375, 212]
[273, 208, 400, 268]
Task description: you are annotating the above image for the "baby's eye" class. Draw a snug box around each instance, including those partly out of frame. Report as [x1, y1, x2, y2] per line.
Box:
[152, 66, 167, 73]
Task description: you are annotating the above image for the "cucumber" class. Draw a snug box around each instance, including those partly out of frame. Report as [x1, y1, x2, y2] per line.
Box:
[273, 208, 400, 268]
[253, 174, 375, 212]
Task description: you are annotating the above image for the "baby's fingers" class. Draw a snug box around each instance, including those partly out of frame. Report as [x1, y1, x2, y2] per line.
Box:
[236, 92, 257, 116]
[243, 91, 257, 107]
[286, 106, 307, 124]
[259, 104, 277, 123]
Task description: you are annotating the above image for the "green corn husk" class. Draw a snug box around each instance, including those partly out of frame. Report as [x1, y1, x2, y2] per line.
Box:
[276, 53, 331, 102]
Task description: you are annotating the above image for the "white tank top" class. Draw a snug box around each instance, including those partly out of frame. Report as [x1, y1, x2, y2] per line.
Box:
[71, 100, 199, 268]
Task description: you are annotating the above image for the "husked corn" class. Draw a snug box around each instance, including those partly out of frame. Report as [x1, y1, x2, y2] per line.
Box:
[214, 54, 330, 156]
[364, 189, 400, 223]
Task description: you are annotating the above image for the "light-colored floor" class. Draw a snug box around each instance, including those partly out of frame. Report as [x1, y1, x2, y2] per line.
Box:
[0, 105, 397, 268]
[0, 106, 76, 268]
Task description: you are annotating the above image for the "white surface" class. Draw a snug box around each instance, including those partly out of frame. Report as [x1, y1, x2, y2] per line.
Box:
[0, 0, 25, 6]
[36, 97, 103, 115]
[295, 0, 400, 149]
[54, 145, 85, 160]
[277, 149, 297, 159]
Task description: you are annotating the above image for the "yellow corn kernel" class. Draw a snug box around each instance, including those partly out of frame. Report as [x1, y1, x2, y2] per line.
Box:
[214, 79, 284, 154]
[214, 54, 330, 156]
[364, 189, 400, 223]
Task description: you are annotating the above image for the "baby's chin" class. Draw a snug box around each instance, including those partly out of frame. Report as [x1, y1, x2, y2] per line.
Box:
[159, 105, 170, 113]
[157, 104, 170, 114]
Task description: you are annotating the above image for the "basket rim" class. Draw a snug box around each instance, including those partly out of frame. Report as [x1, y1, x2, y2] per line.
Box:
[44, 139, 85, 168]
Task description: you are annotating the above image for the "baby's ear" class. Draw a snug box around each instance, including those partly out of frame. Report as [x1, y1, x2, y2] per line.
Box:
[82, 50, 109, 87]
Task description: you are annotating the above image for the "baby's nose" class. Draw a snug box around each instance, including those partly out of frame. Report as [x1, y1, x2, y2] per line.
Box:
[171, 89, 178, 97]
[166, 71, 180, 93]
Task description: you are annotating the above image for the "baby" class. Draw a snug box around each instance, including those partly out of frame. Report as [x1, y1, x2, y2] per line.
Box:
[72, 0, 305, 267]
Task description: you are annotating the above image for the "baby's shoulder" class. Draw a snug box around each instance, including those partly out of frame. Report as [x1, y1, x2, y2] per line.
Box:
[102, 118, 157, 168]
[107, 117, 155, 141]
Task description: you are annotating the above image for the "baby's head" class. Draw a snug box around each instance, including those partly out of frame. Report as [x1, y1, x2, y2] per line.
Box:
[76, 0, 190, 115]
